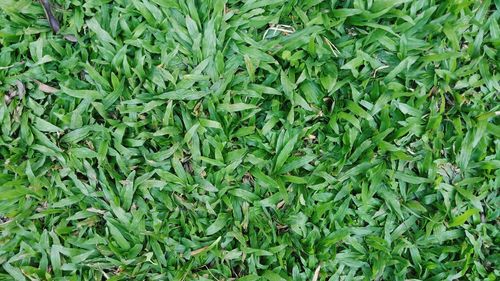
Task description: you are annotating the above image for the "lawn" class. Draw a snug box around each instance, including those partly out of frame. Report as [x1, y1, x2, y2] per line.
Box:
[0, 0, 499, 280]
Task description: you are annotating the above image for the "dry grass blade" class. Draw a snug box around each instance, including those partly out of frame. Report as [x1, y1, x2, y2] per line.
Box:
[312, 264, 321, 281]
[263, 24, 296, 39]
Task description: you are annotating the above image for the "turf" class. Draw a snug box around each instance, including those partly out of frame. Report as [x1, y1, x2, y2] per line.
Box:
[0, 0, 499, 280]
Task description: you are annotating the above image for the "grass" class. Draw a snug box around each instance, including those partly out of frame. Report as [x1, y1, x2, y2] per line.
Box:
[0, 0, 499, 280]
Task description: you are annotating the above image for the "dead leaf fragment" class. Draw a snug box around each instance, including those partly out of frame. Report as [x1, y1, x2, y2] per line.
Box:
[64, 34, 78, 43]
[36, 80, 59, 93]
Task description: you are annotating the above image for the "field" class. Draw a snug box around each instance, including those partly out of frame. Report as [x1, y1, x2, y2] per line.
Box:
[0, 0, 499, 280]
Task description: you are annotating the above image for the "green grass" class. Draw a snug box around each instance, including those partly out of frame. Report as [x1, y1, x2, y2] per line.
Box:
[0, 0, 499, 280]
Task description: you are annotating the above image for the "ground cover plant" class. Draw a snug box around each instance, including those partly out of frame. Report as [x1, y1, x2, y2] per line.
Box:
[0, 0, 499, 280]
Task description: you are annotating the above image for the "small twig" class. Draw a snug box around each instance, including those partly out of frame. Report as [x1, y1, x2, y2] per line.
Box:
[39, 0, 60, 33]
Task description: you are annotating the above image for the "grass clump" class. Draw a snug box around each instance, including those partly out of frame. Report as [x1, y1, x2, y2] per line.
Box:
[0, 0, 499, 280]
